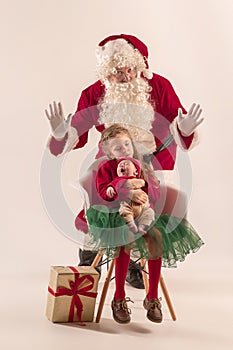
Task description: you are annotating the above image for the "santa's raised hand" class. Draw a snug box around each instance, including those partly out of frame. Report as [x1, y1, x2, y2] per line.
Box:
[45, 101, 72, 140]
[177, 103, 204, 136]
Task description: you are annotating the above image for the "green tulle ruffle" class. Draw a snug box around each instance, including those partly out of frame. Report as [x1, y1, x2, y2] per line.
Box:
[86, 205, 204, 268]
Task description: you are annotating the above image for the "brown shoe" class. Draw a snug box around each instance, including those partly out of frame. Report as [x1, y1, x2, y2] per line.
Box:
[111, 297, 133, 324]
[143, 296, 163, 323]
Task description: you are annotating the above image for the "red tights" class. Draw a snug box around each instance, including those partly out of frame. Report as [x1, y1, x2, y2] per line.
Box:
[114, 247, 130, 300]
[114, 246, 162, 301]
[147, 257, 162, 300]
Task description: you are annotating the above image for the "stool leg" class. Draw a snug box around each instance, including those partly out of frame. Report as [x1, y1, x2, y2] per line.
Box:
[160, 274, 177, 321]
[95, 259, 115, 323]
[140, 259, 149, 294]
[91, 249, 104, 268]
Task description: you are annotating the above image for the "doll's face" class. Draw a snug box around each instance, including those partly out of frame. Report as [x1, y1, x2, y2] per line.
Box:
[106, 133, 134, 159]
[117, 159, 138, 177]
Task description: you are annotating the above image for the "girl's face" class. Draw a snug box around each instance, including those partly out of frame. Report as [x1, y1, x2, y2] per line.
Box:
[106, 134, 134, 159]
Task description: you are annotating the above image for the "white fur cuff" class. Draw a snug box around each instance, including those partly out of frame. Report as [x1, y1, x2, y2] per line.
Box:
[169, 116, 198, 151]
[47, 126, 79, 156]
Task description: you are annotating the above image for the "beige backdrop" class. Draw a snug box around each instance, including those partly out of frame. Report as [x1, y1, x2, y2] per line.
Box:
[1, 0, 233, 349]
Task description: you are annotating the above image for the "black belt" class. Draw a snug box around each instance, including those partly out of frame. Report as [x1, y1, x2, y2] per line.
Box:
[143, 133, 174, 163]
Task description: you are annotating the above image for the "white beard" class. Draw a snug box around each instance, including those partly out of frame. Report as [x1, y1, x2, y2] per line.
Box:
[98, 77, 154, 131]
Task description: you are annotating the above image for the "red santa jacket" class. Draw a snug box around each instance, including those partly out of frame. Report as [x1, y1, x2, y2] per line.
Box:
[49, 73, 194, 171]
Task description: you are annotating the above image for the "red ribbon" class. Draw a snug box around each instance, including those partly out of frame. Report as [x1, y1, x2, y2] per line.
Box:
[48, 266, 98, 322]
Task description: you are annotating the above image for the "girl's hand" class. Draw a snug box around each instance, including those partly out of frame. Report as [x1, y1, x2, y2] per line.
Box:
[125, 178, 145, 189]
[128, 189, 147, 204]
[45, 101, 72, 139]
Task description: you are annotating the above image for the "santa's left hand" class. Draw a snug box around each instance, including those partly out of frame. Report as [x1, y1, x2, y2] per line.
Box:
[177, 103, 204, 136]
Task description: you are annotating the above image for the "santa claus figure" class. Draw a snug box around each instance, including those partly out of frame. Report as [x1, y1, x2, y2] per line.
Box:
[45, 33, 204, 290]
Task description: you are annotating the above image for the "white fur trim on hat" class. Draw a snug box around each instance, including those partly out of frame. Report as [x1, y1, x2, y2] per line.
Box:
[143, 68, 153, 79]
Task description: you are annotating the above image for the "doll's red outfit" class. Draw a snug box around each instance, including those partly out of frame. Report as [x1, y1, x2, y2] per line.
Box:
[110, 176, 154, 227]
[97, 157, 156, 229]
[95, 159, 160, 207]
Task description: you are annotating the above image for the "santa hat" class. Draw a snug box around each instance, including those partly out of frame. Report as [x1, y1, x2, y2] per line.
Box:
[117, 157, 141, 176]
[96, 34, 153, 80]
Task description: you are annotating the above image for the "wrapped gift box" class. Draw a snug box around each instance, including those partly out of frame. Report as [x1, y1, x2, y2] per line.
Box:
[46, 266, 99, 323]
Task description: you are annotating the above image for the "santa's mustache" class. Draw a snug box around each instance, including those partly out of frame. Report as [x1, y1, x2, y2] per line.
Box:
[102, 78, 151, 106]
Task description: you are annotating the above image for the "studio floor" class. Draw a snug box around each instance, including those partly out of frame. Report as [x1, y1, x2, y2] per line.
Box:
[1, 260, 232, 350]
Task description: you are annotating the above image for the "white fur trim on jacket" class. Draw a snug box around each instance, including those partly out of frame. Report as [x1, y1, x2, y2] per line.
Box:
[47, 126, 79, 156]
[169, 116, 198, 151]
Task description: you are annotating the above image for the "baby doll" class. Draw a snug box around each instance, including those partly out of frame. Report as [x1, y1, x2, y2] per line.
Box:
[105, 157, 155, 235]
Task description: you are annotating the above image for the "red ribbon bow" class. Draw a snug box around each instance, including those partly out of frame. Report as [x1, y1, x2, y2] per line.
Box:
[48, 266, 97, 322]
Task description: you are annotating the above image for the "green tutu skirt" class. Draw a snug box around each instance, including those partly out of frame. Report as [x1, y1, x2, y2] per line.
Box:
[86, 205, 204, 268]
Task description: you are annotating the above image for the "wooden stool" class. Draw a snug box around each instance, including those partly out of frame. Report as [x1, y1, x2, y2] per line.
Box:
[91, 251, 176, 323]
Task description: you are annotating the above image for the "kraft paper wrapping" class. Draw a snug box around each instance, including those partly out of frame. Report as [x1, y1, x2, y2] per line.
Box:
[46, 266, 99, 323]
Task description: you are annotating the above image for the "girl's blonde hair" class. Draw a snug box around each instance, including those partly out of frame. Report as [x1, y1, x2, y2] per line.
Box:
[101, 124, 134, 151]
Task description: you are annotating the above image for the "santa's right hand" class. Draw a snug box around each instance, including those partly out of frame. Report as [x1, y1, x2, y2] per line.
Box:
[129, 189, 147, 204]
[45, 101, 72, 139]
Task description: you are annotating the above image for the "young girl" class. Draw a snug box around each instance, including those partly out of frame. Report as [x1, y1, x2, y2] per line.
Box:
[86, 124, 204, 324]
